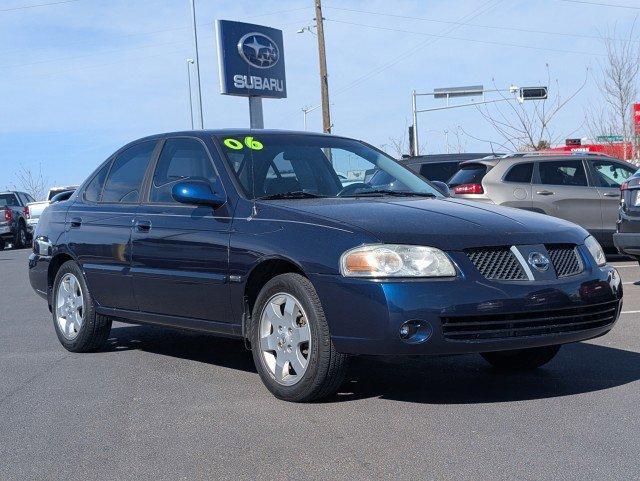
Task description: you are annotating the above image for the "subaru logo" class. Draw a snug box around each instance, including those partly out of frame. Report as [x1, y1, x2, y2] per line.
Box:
[528, 252, 550, 272]
[237, 32, 279, 69]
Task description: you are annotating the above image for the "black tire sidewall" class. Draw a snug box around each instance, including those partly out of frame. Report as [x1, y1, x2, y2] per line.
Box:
[52, 260, 100, 352]
[251, 273, 330, 401]
[15, 224, 27, 249]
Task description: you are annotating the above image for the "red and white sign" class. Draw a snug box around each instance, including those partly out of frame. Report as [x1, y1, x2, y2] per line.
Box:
[633, 103, 640, 135]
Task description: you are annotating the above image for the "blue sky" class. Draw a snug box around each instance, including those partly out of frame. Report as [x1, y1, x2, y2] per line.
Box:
[0, 0, 638, 192]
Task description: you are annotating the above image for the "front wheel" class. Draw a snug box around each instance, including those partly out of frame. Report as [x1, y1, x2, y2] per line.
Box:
[52, 260, 112, 352]
[251, 273, 346, 402]
[481, 345, 561, 370]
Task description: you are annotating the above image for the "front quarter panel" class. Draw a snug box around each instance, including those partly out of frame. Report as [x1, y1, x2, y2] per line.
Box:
[228, 201, 378, 321]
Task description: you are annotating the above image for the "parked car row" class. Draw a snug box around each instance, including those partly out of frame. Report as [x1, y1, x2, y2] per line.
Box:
[0, 187, 77, 250]
[402, 152, 638, 252]
[0, 191, 34, 250]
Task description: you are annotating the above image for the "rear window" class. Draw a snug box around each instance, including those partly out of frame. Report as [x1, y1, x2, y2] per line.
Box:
[448, 164, 487, 187]
[417, 162, 460, 183]
[0, 193, 18, 207]
[504, 162, 533, 183]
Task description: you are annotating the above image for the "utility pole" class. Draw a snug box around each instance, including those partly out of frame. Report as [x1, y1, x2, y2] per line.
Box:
[411, 90, 419, 156]
[186, 58, 195, 129]
[189, 0, 204, 129]
[314, 0, 331, 133]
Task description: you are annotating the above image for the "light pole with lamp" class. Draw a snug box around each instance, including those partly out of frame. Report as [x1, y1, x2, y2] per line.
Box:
[186, 58, 195, 129]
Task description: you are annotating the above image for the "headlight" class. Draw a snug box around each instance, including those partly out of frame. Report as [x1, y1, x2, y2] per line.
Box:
[340, 244, 456, 278]
[585, 235, 606, 267]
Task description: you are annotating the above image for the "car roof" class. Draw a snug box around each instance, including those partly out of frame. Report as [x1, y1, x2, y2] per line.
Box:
[458, 152, 638, 169]
[132, 129, 351, 144]
[401, 153, 501, 164]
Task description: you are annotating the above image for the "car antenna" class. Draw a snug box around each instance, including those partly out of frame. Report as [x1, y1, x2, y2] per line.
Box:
[250, 138, 258, 218]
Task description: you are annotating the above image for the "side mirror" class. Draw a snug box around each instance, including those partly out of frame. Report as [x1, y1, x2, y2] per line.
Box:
[171, 180, 225, 208]
[430, 180, 451, 197]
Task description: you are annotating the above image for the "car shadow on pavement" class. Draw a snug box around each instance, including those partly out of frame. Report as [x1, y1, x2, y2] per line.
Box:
[335, 342, 640, 404]
[106, 324, 256, 373]
[106, 324, 640, 405]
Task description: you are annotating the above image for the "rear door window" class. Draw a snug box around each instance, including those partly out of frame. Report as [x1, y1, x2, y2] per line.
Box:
[538, 160, 587, 186]
[504, 162, 533, 183]
[589, 159, 636, 188]
[149, 138, 218, 203]
[448, 164, 487, 187]
[418, 162, 460, 182]
[101, 141, 156, 203]
[84, 162, 112, 203]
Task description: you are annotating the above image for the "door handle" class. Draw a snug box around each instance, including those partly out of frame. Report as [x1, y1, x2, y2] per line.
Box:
[69, 217, 82, 228]
[536, 190, 555, 196]
[603, 192, 619, 197]
[135, 220, 152, 232]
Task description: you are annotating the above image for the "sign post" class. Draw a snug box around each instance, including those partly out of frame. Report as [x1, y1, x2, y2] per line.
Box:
[216, 20, 287, 129]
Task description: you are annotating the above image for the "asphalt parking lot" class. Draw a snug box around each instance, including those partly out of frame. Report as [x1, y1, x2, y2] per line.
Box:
[1, 248, 639, 480]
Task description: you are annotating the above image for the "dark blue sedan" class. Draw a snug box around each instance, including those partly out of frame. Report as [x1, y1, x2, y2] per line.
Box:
[29, 130, 623, 402]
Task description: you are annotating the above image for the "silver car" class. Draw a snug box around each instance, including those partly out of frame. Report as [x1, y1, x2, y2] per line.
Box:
[448, 153, 638, 249]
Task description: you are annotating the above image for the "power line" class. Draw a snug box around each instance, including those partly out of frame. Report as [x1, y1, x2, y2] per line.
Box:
[556, 0, 640, 9]
[325, 18, 605, 58]
[0, 36, 207, 69]
[328, 0, 504, 99]
[324, 5, 637, 44]
[0, 0, 81, 12]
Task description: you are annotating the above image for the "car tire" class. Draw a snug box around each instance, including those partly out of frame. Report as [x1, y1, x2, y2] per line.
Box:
[52, 260, 112, 352]
[14, 223, 27, 249]
[0, 238, 5, 250]
[481, 345, 561, 370]
[250, 273, 346, 402]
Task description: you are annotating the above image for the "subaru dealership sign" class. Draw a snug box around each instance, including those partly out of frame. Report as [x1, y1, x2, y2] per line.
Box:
[216, 20, 287, 98]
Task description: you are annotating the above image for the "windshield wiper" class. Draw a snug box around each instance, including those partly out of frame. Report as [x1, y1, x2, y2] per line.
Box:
[344, 189, 436, 198]
[257, 191, 325, 200]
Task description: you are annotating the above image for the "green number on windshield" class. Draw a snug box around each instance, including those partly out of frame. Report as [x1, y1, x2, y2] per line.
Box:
[223, 136, 264, 151]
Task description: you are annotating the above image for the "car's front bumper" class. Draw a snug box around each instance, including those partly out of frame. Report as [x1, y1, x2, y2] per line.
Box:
[613, 232, 640, 258]
[311, 260, 623, 356]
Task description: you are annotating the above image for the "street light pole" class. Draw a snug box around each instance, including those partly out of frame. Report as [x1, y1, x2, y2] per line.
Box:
[314, 0, 331, 133]
[189, 0, 204, 129]
[412, 90, 419, 156]
[186, 58, 195, 130]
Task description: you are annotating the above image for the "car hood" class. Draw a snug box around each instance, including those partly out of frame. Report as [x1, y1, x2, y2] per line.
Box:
[269, 197, 588, 250]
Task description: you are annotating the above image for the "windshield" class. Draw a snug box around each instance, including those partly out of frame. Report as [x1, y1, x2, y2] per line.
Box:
[216, 133, 441, 199]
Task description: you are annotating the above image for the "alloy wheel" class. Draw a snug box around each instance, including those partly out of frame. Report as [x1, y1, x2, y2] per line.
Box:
[56, 273, 85, 340]
[259, 293, 311, 386]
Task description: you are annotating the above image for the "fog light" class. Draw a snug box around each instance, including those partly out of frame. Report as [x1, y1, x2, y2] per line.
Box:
[398, 320, 432, 344]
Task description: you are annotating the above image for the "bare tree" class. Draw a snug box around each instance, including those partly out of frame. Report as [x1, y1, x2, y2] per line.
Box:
[14, 164, 48, 201]
[586, 23, 640, 161]
[475, 65, 587, 152]
[387, 119, 430, 158]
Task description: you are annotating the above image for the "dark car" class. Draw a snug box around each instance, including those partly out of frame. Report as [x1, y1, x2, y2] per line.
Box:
[401, 153, 501, 183]
[0, 191, 34, 250]
[614, 170, 640, 262]
[29, 130, 622, 402]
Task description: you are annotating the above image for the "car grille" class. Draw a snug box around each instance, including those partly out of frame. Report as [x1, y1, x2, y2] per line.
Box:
[441, 299, 619, 341]
[465, 247, 526, 280]
[546, 244, 583, 277]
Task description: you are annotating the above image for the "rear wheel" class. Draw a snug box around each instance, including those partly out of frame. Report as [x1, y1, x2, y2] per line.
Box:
[481, 345, 561, 370]
[251, 273, 346, 402]
[0, 238, 5, 250]
[14, 223, 27, 249]
[52, 260, 111, 352]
